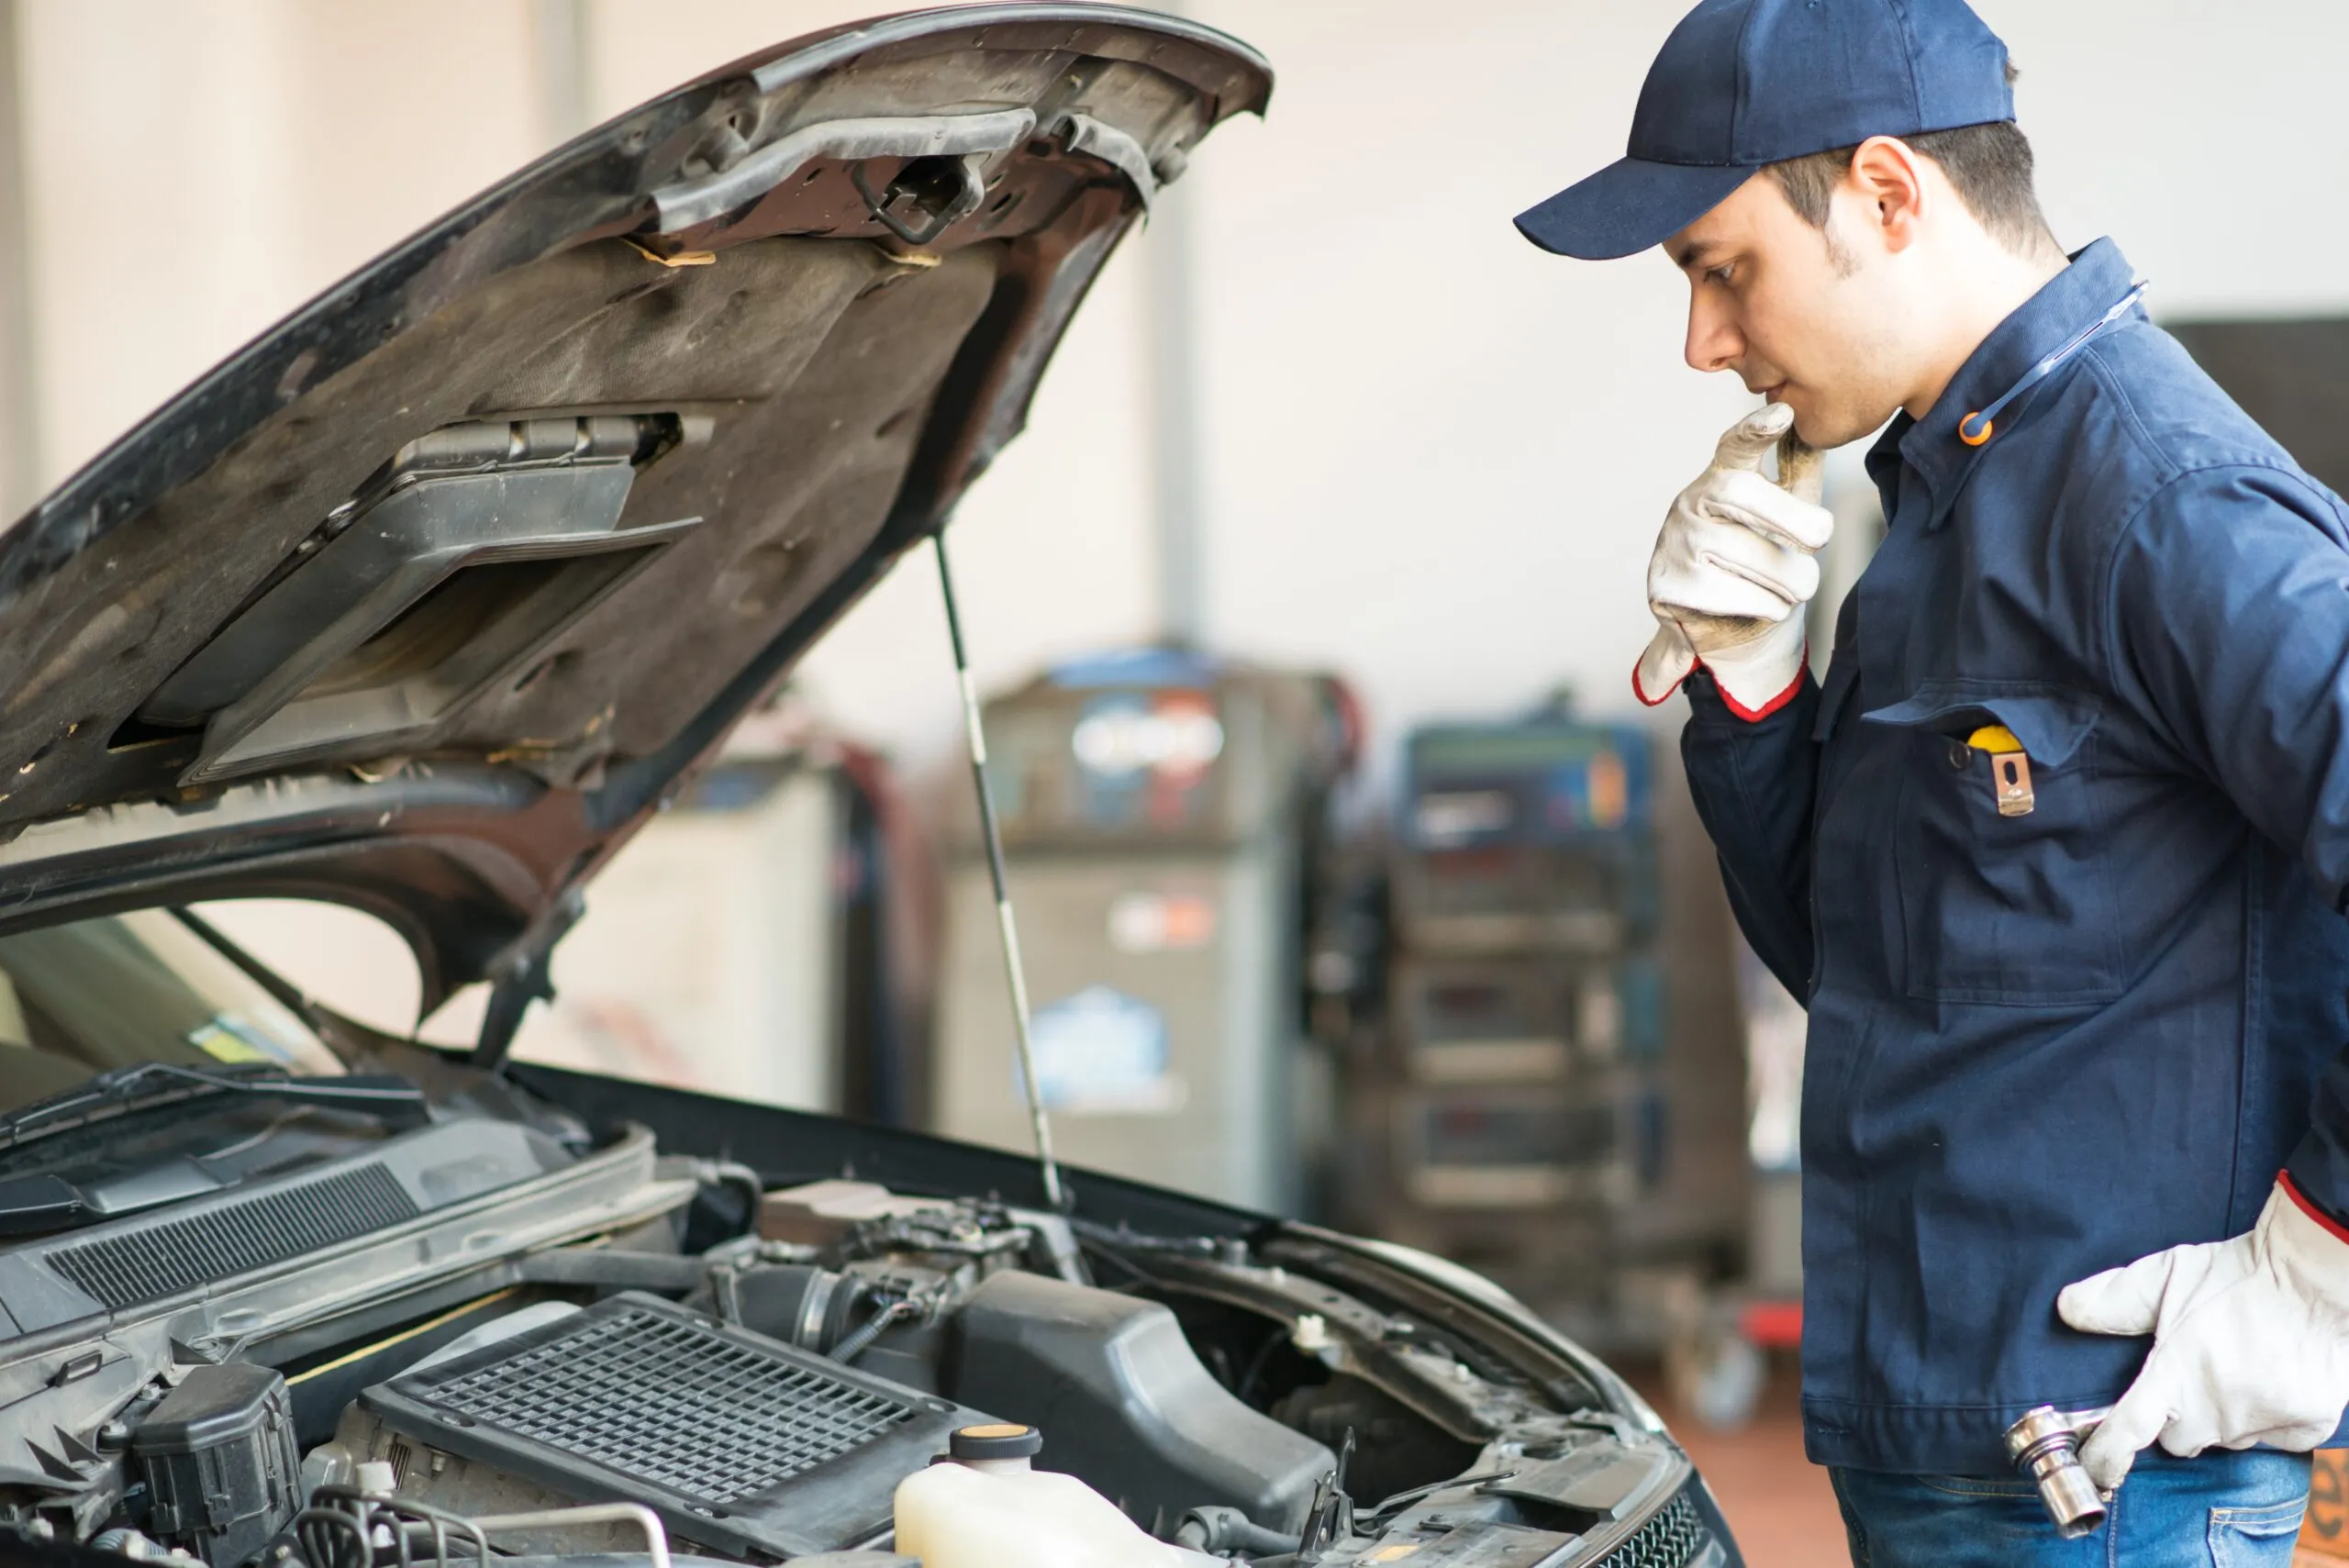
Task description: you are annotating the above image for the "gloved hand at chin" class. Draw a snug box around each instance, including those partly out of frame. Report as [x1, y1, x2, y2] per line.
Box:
[1633, 401, 1834, 720]
[2058, 1176, 2349, 1492]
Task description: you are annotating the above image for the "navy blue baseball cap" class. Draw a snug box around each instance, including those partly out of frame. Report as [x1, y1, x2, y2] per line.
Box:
[1517, 0, 2014, 261]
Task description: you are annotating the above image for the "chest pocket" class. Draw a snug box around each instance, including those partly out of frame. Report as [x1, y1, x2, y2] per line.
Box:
[1863, 685, 2124, 1006]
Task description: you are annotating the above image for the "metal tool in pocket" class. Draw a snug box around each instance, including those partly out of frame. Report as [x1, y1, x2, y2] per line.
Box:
[1968, 724, 2035, 817]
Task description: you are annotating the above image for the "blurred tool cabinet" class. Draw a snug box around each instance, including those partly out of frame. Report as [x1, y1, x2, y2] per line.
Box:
[1392, 952, 1662, 1083]
[1353, 705, 1744, 1357]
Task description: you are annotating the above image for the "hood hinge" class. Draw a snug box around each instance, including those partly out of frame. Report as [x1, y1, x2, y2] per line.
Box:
[472, 889, 585, 1070]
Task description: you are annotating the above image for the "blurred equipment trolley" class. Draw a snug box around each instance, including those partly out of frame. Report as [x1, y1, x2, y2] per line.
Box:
[1356, 703, 1746, 1385]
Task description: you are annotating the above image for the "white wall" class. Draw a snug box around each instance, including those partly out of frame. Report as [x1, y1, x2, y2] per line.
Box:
[1975, 0, 2349, 319]
[8, 0, 2348, 776]
[15, 1, 546, 489]
[1171, 1, 1748, 746]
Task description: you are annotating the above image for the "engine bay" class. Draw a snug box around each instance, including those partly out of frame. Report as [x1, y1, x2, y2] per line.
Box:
[0, 1098, 1710, 1568]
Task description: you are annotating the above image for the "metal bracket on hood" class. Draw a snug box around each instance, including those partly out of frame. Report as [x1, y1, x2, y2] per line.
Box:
[646, 108, 1036, 234]
[852, 153, 990, 248]
[1050, 113, 1158, 209]
[138, 414, 706, 787]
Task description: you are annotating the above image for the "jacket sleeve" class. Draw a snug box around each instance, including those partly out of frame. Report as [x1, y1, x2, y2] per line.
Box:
[1678, 666, 1820, 1003]
[2105, 462, 2349, 1218]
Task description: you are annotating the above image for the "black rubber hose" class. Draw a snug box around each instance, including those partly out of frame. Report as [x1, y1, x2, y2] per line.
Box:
[1174, 1504, 1304, 1558]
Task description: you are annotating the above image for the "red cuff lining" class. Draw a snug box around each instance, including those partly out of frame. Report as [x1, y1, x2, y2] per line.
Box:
[1633, 644, 1809, 721]
[1713, 647, 1809, 723]
[2279, 1169, 2349, 1246]
[1631, 658, 1681, 708]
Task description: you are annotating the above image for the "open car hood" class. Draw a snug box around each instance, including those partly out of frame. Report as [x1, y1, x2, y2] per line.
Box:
[0, 6, 1268, 1043]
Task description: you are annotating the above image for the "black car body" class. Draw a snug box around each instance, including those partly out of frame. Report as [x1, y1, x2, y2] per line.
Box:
[0, 10, 1739, 1566]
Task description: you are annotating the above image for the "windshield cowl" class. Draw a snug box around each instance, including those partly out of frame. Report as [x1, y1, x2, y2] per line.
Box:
[0, 1067, 430, 1236]
[0, 1062, 427, 1153]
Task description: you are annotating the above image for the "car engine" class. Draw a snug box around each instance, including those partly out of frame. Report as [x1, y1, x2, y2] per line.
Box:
[307, 1180, 1341, 1561]
[0, 1108, 1717, 1568]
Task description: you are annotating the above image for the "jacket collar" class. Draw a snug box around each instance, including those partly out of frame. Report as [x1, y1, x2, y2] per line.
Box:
[1865, 238, 2140, 530]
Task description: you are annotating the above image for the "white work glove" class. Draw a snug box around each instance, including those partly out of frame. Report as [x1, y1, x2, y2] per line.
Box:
[2058, 1178, 2349, 1491]
[1633, 403, 1834, 719]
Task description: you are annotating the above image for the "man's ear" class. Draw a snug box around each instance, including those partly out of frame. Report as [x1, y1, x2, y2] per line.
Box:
[1846, 135, 1929, 254]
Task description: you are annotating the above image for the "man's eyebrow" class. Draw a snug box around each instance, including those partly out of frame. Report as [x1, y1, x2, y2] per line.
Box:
[1670, 239, 1723, 272]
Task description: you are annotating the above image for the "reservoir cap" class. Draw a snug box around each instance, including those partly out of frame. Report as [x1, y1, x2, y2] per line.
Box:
[949, 1423, 1042, 1462]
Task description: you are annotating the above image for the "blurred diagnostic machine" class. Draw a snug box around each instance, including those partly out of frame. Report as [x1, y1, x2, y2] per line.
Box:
[933, 650, 1356, 1213]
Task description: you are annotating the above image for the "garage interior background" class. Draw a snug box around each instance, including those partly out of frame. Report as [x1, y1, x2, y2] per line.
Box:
[1, 3, 2344, 1560]
[0, 0, 2337, 1217]
[0, 0, 2310, 1029]
[0, 0, 2336, 1113]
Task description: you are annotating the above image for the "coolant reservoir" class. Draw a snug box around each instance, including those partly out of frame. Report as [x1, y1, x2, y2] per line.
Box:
[894, 1423, 1194, 1568]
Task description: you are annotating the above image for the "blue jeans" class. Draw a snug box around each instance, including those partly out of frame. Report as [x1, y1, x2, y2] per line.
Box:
[1831, 1450, 2310, 1566]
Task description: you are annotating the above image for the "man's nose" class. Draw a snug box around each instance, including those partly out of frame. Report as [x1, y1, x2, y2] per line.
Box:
[1685, 294, 1743, 374]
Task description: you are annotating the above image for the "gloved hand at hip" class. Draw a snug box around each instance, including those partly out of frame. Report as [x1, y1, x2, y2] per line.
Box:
[2058, 1176, 2349, 1491]
[1634, 402, 1834, 719]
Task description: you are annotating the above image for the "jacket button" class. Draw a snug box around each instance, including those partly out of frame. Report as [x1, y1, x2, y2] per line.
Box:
[1946, 741, 1971, 771]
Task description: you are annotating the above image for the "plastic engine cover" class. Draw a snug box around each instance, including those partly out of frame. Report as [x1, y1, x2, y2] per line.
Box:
[132, 1363, 303, 1568]
[944, 1270, 1334, 1532]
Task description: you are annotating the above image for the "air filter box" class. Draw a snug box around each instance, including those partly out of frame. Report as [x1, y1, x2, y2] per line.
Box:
[352, 1292, 999, 1559]
[944, 1270, 1334, 1532]
[132, 1362, 302, 1568]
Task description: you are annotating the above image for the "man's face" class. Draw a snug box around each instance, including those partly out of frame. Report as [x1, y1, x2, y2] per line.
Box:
[1667, 172, 1914, 448]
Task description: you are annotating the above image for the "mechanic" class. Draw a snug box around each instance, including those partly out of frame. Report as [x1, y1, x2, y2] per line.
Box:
[1513, 0, 2349, 1562]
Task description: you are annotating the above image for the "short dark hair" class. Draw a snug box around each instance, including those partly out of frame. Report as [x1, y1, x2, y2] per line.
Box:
[1765, 67, 2059, 258]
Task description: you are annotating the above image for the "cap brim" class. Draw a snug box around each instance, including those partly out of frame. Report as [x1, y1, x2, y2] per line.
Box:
[1514, 157, 1758, 261]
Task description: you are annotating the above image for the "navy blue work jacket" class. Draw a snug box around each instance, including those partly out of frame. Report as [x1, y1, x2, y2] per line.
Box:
[1680, 238, 2349, 1474]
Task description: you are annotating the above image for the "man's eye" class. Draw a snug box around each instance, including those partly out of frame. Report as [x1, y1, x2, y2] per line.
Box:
[1706, 263, 1736, 285]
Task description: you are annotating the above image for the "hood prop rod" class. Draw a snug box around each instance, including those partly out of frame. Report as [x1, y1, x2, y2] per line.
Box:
[932, 529, 1066, 1212]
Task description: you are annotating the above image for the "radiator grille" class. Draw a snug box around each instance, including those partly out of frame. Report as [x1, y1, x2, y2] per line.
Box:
[1597, 1488, 1708, 1568]
[52, 1162, 418, 1307]
[412, 1302, 916, 1503]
